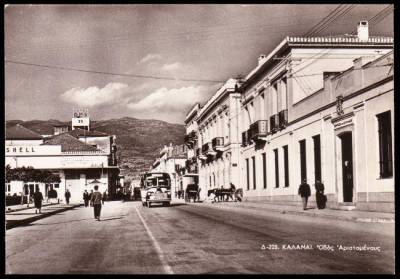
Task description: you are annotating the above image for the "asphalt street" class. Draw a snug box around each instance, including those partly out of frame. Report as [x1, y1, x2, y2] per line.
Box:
[5, 201, 394, 274]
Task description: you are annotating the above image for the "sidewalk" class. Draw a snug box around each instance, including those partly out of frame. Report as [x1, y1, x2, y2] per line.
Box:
[6, 203, 82, 230]
[6, 201, 60, 213]
[194, 200, 394, 223]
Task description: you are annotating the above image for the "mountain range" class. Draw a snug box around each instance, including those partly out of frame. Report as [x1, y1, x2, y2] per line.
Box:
[5, 117, 186, 181]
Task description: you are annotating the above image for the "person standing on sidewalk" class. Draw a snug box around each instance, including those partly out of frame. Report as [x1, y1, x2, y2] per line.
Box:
[33, 188, 44, 214]
[315, 180, 326, 209]
[298, 179, 311, 210]
[83, 190, 90, 207]
[90, 185, 103, 221]
[65, 189, 71, 205]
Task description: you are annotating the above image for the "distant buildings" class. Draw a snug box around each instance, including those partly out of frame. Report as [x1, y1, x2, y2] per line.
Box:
[150, 143, 188, 196]
[5, 110, 120, 203]
[184, 21, 394, 212]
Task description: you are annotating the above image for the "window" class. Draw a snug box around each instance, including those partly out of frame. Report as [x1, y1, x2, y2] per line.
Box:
[260, 93, 265, 120]
[377, 111, 393, 178]
[272, 82, 278, 115]
[313, 135, 322, 182]
[252, 156, 256, 190]
[283, 145, 289, 187]
[262, 153, 267, 189]
[274, 149, 279, 188]
[246, 158, 250, 190]
[209, 176, 212, 188]
[213, 173, 216, 187]
[299, 139, 307, 181]
[7, 184, 11, 192]
[281, 77, 287, 110]
[86, 170, 101, 180]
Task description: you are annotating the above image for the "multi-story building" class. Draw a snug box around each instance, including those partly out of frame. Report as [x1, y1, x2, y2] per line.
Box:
[184, 103, 201, 175]
[194, 79, 242, 200]
[186, 21, 394, 212]
[238, 22, 393, 212]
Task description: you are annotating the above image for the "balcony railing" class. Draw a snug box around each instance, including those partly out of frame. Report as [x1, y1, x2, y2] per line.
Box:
[270, 114, 279, 134]
[278, 109, 288, 130]
[211, 137, 224, 151]
[250, 120, 268, 140]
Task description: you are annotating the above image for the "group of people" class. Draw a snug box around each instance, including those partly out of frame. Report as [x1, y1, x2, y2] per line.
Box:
[32, 186, 107, 221]
[298, 179, 327, 210]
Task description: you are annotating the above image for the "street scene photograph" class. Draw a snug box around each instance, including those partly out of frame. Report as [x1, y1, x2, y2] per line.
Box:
[4, 4, 395, 274]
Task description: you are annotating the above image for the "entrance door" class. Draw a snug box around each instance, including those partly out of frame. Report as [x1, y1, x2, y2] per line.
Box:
[340, 132, 353, 202]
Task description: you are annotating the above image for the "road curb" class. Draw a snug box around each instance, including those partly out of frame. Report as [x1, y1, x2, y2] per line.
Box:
[193, 202, 394, 224]
[6, 204, 82, 230]
[6, 202, 60, 213]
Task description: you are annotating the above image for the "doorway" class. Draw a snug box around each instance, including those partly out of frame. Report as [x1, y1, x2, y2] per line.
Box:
[340, 132, 353, 202]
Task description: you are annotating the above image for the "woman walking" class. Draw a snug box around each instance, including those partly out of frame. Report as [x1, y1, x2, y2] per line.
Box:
[33, 188, 44, 214]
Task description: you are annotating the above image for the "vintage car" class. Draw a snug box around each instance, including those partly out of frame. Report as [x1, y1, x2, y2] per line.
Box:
[141, 186, 171, 207]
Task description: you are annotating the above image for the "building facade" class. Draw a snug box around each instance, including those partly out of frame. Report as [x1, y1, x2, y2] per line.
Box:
[194, 79, 242, 200]
[5, 114, 120, 203]
[150, 143, 187, 196]
[185, 22, 394, 212]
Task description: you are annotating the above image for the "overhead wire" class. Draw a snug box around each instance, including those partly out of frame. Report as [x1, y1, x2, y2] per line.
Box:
[5, 59, 225, 83]
[303, 4, 347, 36]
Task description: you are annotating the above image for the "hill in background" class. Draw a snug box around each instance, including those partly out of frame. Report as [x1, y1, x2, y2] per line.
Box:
[6, 117, 185, 181]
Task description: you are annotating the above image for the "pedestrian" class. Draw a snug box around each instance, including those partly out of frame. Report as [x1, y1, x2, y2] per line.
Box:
[65, 189, 71, 205]
[33, 188, 44, 214]
[315, 180, 327, 209]
[90, 185, 103, 221]
[298, 179, 311, 210]
[89, 190, 93, 201]
[83, 190, 90, 207]
[103, 190, 107, 203]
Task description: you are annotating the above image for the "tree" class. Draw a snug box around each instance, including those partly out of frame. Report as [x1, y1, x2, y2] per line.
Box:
[5, 166, 61, 184]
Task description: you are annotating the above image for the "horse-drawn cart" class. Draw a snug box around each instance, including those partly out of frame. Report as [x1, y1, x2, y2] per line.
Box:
[185, 184, 199, 203]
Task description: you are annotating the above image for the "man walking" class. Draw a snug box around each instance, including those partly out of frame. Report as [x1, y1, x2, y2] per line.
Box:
[90, 185, 103, 221]
[65, 189, 71, 205]
[33, 188, 44, 214]
[83, 190, 90, 207]
[298, 179, 311, 210]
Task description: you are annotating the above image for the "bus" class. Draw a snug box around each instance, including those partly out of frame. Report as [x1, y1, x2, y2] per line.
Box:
[140, 172, 172, 207]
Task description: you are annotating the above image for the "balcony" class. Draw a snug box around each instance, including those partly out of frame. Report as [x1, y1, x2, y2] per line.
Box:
[278, 109, 288, 130]
[250, 120, 268, 141]
[201, 143, 209, 154]
[270, 114, 279, 134]
[211, 137, 224, 151]
[202, 142, 216, 157]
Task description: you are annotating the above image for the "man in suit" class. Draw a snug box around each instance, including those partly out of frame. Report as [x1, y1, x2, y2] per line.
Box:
[298, 179, 311, 210]
[90, 185, 103, 221]
[83, 190, 90, 207]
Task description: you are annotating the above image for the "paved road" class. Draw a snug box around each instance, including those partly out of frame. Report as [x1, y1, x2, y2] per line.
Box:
[6, 201, 394, 274]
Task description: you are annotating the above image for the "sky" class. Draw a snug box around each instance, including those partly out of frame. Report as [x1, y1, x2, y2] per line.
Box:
[5, 4, 393, 124]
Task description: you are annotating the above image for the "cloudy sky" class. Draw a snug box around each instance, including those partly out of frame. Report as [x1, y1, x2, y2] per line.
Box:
[5, 4, 393, 124]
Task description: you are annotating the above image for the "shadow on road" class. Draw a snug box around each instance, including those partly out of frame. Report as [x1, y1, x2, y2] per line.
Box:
[99, 216, 125, 221]
[170, 203, 187, 207]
